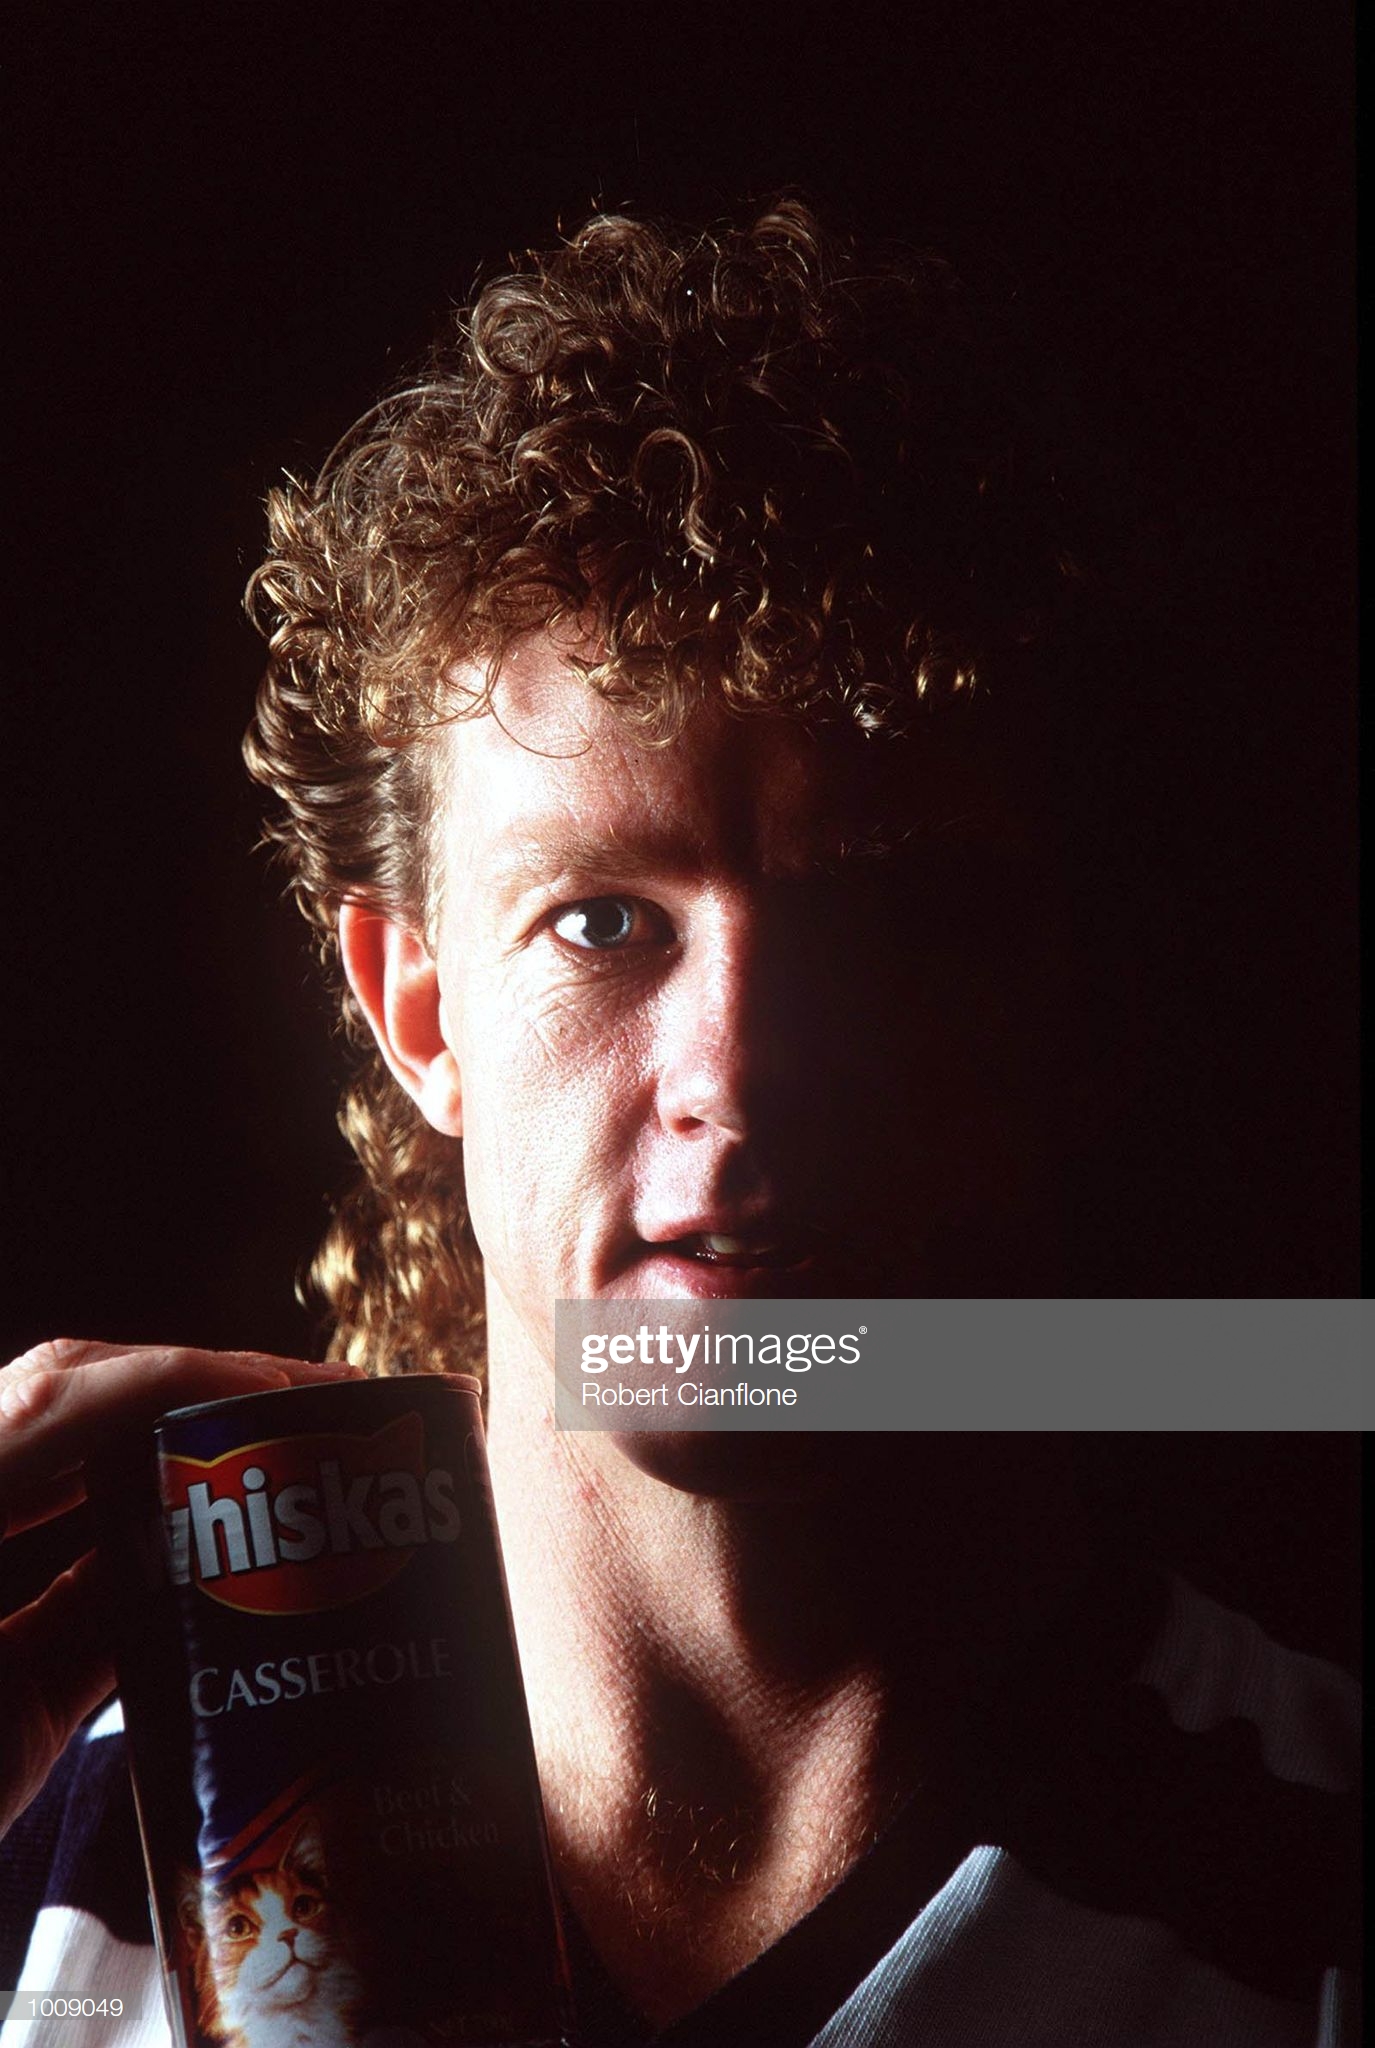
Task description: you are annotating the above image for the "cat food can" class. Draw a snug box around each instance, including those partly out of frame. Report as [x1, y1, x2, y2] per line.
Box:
[96, 1374, 576, 2048]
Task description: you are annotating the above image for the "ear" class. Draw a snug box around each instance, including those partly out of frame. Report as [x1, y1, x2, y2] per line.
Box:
[283, 1811, 327, 1887]
[337, 900, 463, 1137]
[177, 1876, 208, 1951]
[283, 1809, 325, 1862]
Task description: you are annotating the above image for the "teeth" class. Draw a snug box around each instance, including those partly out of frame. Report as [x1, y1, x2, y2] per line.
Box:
[698, 1233, 777, 1257]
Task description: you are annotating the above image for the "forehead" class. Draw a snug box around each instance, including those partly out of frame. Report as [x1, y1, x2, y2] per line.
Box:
[428, 633, 1010, 898]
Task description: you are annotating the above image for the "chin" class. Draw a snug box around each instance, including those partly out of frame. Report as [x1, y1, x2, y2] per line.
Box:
[611, 1428, 851, 1500]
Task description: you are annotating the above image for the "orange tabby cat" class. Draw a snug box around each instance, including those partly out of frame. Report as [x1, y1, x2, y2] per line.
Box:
[178, 1812, 365, 2048]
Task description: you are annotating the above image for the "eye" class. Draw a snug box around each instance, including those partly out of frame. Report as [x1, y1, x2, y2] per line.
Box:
[292, 1892, 322, 1920]
[550, 896, 669, 952]
[225, 1913, 256, 1940]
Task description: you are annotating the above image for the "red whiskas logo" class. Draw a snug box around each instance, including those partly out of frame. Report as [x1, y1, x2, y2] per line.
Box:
[161, 1412, 461, 1615]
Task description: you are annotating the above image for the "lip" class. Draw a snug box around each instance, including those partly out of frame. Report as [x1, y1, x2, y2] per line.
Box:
[613, 1217, 851, 1300]
[662, 1228, 815, 1265]
[263, 1956, 310, 1991]
[637, 1206, 812, 1248]
[626, 1245, 821, 1300]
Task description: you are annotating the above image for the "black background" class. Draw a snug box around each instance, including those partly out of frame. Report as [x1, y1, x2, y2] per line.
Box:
[3, 5, 1358, 1666]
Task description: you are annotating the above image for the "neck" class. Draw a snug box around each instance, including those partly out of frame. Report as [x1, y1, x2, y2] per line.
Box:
[482, 1298, 1092, 2022]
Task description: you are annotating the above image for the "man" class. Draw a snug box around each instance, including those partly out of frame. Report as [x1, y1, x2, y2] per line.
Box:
[0, 203, 1358, 2044]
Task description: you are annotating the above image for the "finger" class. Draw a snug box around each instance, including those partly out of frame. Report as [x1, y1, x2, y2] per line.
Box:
[3, 1468, 87, 1537]
[0, 1342, 365, 1506]
[0, 1550, 116, 1836]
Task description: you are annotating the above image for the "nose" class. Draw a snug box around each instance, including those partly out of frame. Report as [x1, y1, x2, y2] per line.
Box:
[655, 908, 771, 1142]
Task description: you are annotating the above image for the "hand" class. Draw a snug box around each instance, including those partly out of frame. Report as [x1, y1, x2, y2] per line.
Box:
[0, 1338, 362, 1837]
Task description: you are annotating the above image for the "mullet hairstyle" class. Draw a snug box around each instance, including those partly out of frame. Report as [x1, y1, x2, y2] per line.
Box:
[244, 197, 1080, 1377]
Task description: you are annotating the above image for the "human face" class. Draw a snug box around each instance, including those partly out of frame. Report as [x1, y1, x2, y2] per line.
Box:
[427, 635, 1070, 1374]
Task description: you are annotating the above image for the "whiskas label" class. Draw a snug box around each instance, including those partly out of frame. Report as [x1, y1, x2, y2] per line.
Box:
[97, 1377, 576, 2045]
[161, 1411, 462, 1614]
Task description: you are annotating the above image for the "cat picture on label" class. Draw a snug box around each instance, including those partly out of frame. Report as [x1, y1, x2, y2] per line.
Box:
[178, 1811, 366, 2048]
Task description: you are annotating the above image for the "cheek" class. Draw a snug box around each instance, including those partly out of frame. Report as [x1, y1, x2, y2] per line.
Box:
[295, 1925, 328, 1966]
[455, 970, 650, 1252]
[235, 1944, 272, 1991]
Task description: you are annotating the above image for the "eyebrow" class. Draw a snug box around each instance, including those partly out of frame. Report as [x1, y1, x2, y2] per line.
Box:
[829, 806, 1010, 871]
[480, 826, 712, 896]
[830, 820, 917, 865]
[481, 806, 1007, 900]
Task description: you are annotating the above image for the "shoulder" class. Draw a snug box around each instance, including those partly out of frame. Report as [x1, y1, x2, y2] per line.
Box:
[813, 1576, 1361, 2048]
[1044, 1573, 1363, 2005]
[1091, 1577, 1360, 2030]
[1134, 1574, 1359, 1795]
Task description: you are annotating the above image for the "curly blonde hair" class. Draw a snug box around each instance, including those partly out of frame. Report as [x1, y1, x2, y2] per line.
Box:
[244, 198, 1077, 1377]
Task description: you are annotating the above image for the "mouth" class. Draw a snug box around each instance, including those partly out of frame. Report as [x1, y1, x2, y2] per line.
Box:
[262, 1957, 312, 1993]
[658, 1231, 813, 1270]
[619, 1220, 835, 1298]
